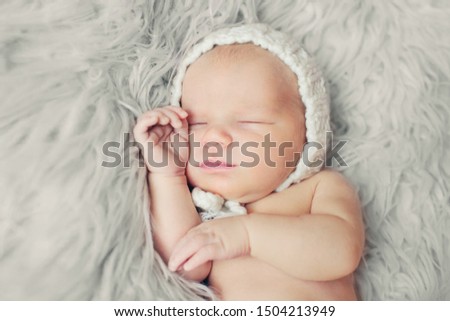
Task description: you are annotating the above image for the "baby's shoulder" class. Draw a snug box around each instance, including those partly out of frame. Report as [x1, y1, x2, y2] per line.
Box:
[308, 169, 358, 199]
[311, 168, 352, 186]
[287, 168, 350, 197]
[308, 169, 363, 231]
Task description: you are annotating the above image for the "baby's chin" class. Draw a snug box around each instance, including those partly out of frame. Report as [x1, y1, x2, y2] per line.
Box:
[188, 179, 272, 204]
[186, 167, 278, 203]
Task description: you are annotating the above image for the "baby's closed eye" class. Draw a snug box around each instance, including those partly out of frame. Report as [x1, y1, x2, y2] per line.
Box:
[238, 120, 275, 129]
[238, 120, 274, 124]
[189, 122, 207, 126]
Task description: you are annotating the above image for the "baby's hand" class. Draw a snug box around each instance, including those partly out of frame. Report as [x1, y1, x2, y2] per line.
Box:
[167, 216, 250, 272]
[133, 106, 189, 176]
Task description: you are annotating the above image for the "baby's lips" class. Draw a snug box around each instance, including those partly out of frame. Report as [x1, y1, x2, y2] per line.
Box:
[200, 160, 236, 168]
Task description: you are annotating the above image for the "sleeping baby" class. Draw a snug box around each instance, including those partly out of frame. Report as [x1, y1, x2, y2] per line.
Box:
[133, 24, 364, 300]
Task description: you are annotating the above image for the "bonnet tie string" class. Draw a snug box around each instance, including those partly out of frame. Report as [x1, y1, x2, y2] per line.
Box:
[191, 187, 247, 221]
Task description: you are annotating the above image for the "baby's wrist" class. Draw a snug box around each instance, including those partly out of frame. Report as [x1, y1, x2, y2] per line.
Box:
[141, 160, 189, 180]
[148, 171, 188, 184]
[146, 166, 186, 178]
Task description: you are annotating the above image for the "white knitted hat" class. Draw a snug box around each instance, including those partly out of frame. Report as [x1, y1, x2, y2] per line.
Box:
[169, 23, 330, 192]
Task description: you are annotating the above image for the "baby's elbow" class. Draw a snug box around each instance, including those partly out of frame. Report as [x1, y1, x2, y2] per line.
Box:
[180, 261, 212, 283]
[336, 237, 364, 279]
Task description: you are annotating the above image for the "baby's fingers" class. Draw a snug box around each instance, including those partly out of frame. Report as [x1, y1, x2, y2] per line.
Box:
[165, 106, 188, 119]
[182, 245, 216, 271]
[147, 125, 168, 146]
[157, 107, 186, 129]
[133, 115, 159, 143]
[168, 233, 210, 271]
[134, 107, 187, 143]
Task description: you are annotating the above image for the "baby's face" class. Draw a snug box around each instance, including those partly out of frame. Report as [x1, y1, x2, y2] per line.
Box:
[181, 44, 305, 203]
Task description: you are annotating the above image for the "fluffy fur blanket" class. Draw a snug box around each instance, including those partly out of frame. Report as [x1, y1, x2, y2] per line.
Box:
[0, 0, 449, 300]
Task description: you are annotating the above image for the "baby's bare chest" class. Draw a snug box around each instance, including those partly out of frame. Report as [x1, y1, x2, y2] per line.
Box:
[245, 176, 318, 216]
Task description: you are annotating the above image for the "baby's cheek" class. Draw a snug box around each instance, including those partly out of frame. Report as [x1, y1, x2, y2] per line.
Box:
[185, 163, 201, 188]
[188, 133, 203, 159]
[267, 138, 297, 167]
[281, 144, 302, 169]
[236, 142, 258, 166]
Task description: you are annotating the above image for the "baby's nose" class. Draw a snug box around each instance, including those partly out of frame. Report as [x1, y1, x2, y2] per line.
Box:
[201, 126, 233, 148]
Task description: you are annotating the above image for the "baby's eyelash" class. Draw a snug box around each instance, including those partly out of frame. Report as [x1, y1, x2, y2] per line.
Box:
[239, 121, 274, 124]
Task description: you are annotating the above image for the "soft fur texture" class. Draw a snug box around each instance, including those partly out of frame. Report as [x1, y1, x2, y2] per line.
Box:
[0, 0, 449, 300]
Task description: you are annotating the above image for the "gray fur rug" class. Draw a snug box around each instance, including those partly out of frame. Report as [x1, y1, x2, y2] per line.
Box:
[0, 0, 449, 300]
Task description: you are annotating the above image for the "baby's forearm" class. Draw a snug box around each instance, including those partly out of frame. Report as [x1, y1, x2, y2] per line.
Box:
[244, 213, 363, 281]
[149, 173, 211, 281]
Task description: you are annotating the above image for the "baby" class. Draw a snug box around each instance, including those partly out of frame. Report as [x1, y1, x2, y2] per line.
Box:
[134, 24, 364, 300]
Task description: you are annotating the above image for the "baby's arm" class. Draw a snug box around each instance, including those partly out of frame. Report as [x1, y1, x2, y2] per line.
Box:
[149, 174, 211, 282]
[134, 106, 211, 282]
[167, 169, 363, 282]
[244, 169, 365, 281]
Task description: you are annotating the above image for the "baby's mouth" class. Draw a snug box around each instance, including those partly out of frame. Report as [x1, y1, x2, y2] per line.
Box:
[200, 160, 236, 169]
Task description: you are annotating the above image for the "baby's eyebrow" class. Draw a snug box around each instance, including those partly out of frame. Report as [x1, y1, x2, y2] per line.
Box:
[239, 104, 281, 115]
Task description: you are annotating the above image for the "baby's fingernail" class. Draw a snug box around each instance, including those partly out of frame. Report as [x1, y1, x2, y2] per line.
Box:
[168, 259, 179, 271]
